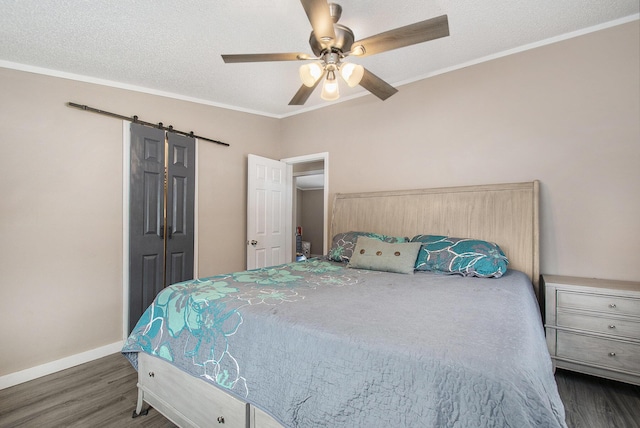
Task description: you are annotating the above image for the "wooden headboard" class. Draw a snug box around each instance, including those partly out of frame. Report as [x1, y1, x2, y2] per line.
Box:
[330, 181, 540, 298]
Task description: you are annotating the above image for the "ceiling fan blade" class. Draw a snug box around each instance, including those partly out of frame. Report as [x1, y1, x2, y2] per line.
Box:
[359, 68, 398, 101]
[351, 15, 449, 57]
[222, 53, 312, 63]
[289, 85, 316, 106]
[300, 0, 337, 46]
[289, 75, 323, 105]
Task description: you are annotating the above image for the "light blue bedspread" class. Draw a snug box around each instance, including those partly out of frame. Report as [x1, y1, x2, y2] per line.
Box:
[123, 259, 566, 427]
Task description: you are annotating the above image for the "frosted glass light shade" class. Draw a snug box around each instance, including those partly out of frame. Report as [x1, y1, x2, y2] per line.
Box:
[299, 63, 323, 87]
[320, 73, 339, 101]
[340, 63, 364, 87]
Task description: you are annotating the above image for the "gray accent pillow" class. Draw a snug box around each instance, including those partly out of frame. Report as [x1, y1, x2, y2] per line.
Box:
[348, 237, 422, 274]
[328, 231, 408, 262]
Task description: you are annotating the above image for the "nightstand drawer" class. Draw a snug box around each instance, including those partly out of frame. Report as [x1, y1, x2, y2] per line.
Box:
[557, 311, 640, 340]
[557, 331, 640, 373]
[557, 291, 640, 317]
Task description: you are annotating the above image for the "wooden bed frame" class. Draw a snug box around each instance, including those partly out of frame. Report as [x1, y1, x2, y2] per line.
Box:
[330, 181, 540, 298]
[133, 180, 540, 427]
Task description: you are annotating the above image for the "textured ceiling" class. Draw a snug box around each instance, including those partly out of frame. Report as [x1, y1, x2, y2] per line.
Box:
[0, 1, 637, 118]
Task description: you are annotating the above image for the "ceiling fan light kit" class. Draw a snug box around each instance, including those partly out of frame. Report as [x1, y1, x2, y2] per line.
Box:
[299, 50, 363, 97]
[299, 62, 324, 87]
[222, 0, 449, 106]
[320, 68, 339, 100]
[340, 63, 364, 88]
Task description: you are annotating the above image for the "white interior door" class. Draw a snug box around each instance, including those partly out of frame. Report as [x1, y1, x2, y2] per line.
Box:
[247, 154, 290, 270]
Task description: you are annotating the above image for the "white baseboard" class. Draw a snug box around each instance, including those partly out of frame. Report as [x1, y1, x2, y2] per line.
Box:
[0, 341, 124, 390]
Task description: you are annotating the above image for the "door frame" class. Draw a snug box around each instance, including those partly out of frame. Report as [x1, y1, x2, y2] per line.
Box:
[121, 121, 199, 339]
[281, 152, 329, 259]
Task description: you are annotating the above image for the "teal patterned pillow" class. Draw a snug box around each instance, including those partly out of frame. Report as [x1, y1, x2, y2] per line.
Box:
[328, 231, 408, 262]
[411, 235, 509, 278]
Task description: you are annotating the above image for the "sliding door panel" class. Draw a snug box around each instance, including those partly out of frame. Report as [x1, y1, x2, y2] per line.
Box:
[166, 132, 195, 286]
[129, 123, 165, 333]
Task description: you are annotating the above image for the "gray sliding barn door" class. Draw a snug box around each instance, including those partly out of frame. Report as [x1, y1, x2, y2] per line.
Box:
[165, 132, 195, 285]
[129, 124, 165, 333]
[129, 123, 195, 333]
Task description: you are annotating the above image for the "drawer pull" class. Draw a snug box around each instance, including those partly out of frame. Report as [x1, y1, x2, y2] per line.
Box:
[608, 303, 617, 308]
[148, 372, 155, 377]
[608, 325, 616, 329]
[217, 416, 225, 423]
[608, 352, 616, 357]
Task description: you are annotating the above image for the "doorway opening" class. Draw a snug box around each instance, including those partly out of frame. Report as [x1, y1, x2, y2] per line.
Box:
[294, 167, 324, 259]
[281, 153, 329, 261]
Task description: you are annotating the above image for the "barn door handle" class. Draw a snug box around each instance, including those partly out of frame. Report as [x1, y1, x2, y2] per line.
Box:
[159, 225, 173, 239]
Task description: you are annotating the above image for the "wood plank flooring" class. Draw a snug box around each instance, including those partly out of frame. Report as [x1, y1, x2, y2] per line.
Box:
[555, 369, 640, 428]
[1, 353, 638, 427]
[0, 353, 175, 428]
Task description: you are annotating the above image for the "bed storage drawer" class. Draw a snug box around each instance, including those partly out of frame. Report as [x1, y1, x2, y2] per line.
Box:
[556, 331, 640, 373]
[138, 352, 248, 428]
[251, 406, 284, 428]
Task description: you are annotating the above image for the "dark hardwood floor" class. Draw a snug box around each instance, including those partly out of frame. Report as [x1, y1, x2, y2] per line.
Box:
[1, 353, 638, 427]
[0, 353, 175, 428]
[555, 369, 640, 428]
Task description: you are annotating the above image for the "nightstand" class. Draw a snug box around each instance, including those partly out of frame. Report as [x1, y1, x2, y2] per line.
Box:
[543, 275, 640, 385]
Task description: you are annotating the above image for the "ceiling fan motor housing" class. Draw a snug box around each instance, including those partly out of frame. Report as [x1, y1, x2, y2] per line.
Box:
[309, 24, 354, 57]
[328, 3, 342, 23]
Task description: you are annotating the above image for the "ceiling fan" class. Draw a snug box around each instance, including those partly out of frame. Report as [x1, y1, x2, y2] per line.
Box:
[221, 0, 449, 105]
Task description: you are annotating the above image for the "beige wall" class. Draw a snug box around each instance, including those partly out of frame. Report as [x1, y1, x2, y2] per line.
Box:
[293, 160, 324, 174]
[1, 20, 638, 380]
[300, 189, 324, 257]
[280, 21, 640, 282]
[0, 68, 281, 375]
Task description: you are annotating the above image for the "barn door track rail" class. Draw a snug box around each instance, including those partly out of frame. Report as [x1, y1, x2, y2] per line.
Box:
[67, 102, 229, 147]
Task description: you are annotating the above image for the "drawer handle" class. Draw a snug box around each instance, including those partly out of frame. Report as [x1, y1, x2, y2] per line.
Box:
[148, 372, 155, 378]
[608, 325, 616, 329]
[217, 416, 225, 424]
[608, 352, 616, 357]
[609, 303, 617, 308]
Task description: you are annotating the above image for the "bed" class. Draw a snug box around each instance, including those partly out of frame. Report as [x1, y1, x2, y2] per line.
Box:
[122, 180, 567, 428]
